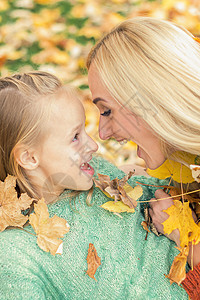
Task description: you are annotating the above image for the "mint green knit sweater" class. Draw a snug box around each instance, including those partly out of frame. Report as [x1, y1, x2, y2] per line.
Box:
[0, 157, 187, 299]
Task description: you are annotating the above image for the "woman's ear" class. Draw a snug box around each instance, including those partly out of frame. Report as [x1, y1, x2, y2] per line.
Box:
[13, 145, 39, 170]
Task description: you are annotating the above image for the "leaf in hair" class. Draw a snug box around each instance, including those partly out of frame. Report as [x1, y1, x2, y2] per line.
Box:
[0, 175, 33, 232]
[29, 198, 70, 256]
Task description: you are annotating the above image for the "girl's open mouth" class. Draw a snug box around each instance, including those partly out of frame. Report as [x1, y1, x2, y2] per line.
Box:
[80, 162, 94, 176]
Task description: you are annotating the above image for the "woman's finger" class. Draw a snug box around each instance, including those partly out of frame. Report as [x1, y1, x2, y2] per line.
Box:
[154, 189, 172, 200]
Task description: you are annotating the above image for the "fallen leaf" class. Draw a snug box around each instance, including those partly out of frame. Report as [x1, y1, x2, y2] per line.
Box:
[141, 221, 150, 233]
[85, 243, 101, 281]
[29, 199, 70, 255]
[165, 246, 189, 285]
[190, 164, 200, 183]
[94, 172, 142, 209]
[101, 200, 135, 213]
[0, 175, 33, 231]
[147, 151, 196, 183]
[123, 183, 143, 207]
[163, 185, 200, 204]
[162, 200, 200, 248]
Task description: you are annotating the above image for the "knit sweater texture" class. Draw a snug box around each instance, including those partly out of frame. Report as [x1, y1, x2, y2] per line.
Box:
[182, 263, 200, 300]
[0, 157, 189, 299]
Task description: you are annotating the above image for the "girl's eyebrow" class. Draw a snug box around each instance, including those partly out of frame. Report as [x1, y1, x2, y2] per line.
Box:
[93, 97, 107, 104]
[70, 117, 86, 135]
[70, 123, 82, 134]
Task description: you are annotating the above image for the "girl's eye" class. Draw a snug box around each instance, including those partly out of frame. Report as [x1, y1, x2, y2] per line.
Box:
[101, 109, 111, 117]
[72, 133, 79, 142]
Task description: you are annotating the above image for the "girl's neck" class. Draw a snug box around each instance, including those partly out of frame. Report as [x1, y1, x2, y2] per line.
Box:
[26, 170, 64, 204]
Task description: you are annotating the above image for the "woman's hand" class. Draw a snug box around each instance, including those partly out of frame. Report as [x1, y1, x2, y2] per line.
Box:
[149, 189, 180, 246]
[149, 189, 200, 268]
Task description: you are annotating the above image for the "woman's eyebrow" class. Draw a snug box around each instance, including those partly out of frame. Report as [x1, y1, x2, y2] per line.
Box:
[93, 97, 107, 104]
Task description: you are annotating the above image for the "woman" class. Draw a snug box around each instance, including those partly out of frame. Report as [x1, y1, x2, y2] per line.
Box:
[87, 17, 200, 298]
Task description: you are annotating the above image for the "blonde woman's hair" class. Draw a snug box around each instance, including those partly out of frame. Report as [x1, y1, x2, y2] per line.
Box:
[87, 17, 200, 158]
[0, 71, 62, 198]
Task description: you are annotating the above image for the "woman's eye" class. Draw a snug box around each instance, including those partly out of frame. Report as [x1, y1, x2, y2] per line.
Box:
[72, 133, 79, 142]
[101, 109, 111, 116]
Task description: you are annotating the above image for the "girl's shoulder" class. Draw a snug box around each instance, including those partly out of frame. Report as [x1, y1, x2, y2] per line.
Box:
[90, 155, 125, 179]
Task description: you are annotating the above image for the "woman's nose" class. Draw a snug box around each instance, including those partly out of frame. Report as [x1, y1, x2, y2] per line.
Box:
[99, 117, 112, 140]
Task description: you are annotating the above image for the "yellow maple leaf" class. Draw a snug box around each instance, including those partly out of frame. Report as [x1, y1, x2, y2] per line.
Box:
[162, 200, 200, 248]
[29, 199, 70, 256]
[0, 175, 33, 232]
[165, 246, 189, 285]
[147, 151, 196, 183]
[101, 200, 135, 213]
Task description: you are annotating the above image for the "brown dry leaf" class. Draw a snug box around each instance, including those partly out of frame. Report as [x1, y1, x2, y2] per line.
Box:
[94, 172, 142, 209]
[141, 221, 150, 233]
[165, 186, 182, 201]
[29, 199, 70, 256]
[85, 243, 101, 281]
[141, 220, 150, 240]
[165, 246, 189, 285]
[164, 185, 200, 203]
[0, 175, 33, 232]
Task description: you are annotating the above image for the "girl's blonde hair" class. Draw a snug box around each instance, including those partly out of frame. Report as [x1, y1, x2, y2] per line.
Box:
[87, 17, 200, 158]
[0, 71, 62, 198]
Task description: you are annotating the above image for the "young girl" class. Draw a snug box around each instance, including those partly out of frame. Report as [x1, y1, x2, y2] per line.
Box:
[0, 71, 187, 299]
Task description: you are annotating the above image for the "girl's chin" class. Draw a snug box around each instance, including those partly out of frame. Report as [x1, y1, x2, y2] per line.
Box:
[78, 178, 94, 191]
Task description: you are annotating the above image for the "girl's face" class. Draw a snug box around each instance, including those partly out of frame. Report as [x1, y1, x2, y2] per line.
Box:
[37, 90, 98, 196]
[88, 64, 165, 169]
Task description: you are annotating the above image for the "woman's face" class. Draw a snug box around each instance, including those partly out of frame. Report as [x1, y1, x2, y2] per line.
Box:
[88, 64, 165, 169]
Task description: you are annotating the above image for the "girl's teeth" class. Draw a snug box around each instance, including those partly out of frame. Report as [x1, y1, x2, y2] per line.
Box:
[80, 163, 91, 170]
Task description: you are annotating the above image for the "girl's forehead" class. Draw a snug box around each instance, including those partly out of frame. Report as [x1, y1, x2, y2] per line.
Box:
[50, 91, 85, 122]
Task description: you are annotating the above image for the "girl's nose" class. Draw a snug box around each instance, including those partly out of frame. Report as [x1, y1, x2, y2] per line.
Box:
[85, 134, 98, 153]
[99, 117, 112, 140]
[90, 137, 98, 153]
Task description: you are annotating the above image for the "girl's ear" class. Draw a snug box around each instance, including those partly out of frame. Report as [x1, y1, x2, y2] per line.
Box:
[13, 145, 39, 170]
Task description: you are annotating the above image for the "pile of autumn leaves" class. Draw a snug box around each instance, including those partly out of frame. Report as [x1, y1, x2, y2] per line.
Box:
[1, 163, 200, 284]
